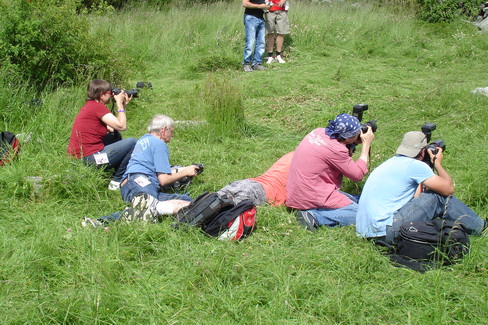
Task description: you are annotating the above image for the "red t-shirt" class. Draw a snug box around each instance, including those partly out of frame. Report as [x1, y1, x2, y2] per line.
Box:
[286, 128, 368, 210]
[251, 151, 294, 206]
[269, 0, 286, 11]
[67, 100, 110, 158]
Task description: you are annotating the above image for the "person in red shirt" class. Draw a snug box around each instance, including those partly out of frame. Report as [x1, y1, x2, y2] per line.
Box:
[265, 0, 290, 64]
[67, 79, 136, 190]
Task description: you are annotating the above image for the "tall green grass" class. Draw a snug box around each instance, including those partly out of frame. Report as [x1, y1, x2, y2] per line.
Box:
[1, 1, 487, 323]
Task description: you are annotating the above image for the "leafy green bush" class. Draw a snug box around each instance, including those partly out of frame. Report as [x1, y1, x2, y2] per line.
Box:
[0, 0, 126, 89]
[416, 0, 481, 22]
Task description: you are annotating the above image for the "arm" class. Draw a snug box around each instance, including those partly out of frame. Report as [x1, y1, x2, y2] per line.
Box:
[100, 92, 131, 131]
[422, 148, 454, 196]
[157, 165, 199, 186]
[357, 126, 374, 165]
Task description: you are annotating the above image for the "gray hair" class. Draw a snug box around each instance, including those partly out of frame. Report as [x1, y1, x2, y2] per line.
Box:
[148, 114, 174, 133]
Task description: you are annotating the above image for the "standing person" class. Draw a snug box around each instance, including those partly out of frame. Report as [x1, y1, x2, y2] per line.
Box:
[356, 131, 486, 243]
[286, 113, 374, 231]
[242, 0, 271, 72]
[265, 0, 290, 64]
[68, 79, 137, 191]
[82, 114, 201, 227]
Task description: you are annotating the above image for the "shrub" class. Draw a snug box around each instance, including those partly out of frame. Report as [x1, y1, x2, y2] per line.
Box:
[416, 0, 481, 22]
[0, 0, 126, 89]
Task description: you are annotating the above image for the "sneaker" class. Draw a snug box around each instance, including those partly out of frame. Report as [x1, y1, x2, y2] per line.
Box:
[482, 219, 488, 236]
[81, 217, 102, 228]
[296, 210, 319, 232]
[252, 64, 267, 71]
[243, 64, 253, 72]
[108, 180, 120, 191]
[266, 56, 274, 64]
[275, 55, 286, 63]
[122, 193, 158, 223]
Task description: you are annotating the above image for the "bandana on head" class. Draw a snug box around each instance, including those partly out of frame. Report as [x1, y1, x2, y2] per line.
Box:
[325, 113, 361, 139]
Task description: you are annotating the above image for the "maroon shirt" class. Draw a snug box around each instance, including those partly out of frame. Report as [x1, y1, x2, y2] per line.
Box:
[67, 100, 110, 158]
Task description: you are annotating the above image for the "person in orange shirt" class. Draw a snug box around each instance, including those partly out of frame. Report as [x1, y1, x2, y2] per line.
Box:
[217, 151, 293, 206]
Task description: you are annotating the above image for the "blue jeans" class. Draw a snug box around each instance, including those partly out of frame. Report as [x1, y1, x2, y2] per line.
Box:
[243, 14, 266, 66]
[385, 191, 484, 244]
[120, 173, 192, 203]
[83, 138, 137, 182]
[307, 192, 360, 227]
[99, 173, 192, 223]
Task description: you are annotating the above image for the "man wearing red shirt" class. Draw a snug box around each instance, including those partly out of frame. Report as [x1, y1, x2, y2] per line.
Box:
[265, 0, 290, 64]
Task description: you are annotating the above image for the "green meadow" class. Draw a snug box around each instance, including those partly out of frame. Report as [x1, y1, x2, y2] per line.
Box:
[1, 1, 487, 323]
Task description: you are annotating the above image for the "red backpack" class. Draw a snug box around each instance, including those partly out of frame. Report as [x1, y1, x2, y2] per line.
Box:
[0, 131, 19, 165]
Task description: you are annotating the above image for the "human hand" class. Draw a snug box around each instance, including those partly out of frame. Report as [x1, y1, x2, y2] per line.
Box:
[114, 91, 130, 107]
[428, 147, 444, 166]
[359, 126, 374, 145]
[184, 165, 199, 177]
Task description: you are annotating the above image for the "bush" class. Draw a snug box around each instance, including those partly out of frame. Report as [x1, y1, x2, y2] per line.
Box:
[416, 0, 481, 22]
[0, 0, 126, 89]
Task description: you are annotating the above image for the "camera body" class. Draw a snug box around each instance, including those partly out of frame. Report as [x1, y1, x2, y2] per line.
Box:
[420, 123, 446, 167]
[112, 87, 139, 98]
[160, 163, 204, 192]
[352, 104, 377, 134]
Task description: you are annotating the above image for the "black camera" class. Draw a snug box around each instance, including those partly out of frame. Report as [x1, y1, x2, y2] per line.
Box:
[112, 87, 139, 98]
[420, 123, 446, 167]
[352, 104, 377, 133]
[159, 163, 204, 192]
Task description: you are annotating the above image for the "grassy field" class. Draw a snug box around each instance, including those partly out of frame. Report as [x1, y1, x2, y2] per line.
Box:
[1, 0, 487, 323]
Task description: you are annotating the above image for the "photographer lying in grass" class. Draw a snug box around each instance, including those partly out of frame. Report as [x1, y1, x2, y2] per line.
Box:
[68, 79, 137, 191]
[82, 114, 200, 227]
[286, 113, 374, 231]
[82, 151, 294, 227]
[356, 131, 486, 243]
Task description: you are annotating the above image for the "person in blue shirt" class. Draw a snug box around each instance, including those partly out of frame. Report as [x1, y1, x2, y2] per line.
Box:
[356, 131, 485, 244]
[82, 114, 201, 227]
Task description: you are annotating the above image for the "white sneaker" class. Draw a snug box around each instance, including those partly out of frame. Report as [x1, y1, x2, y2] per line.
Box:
[266, 56, 274, 64]
[275, 55, 286, 63]
[81, 217, 102, 228]
[108, 180, 120, 191]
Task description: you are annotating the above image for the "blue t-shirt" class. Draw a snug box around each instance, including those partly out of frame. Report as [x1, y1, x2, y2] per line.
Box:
[123, 133, 171, 186]
[356, 155, 434, 238]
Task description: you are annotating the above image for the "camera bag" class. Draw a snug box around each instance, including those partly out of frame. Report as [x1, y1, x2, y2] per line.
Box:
[376, 218, 470, 272]
[203, 200, 256, 241]
[172, 191, 234, 228]
[0, 131, 20, 166]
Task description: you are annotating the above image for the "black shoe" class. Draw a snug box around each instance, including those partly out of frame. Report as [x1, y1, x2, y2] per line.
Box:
[296, 210, 319, 232]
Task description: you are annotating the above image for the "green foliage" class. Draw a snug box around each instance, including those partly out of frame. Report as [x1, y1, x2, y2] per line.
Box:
[0, 0, 126, 89]
[416, 0, 481, 22]
[79, 0, 234, 10]
[1, 2, 488, 324]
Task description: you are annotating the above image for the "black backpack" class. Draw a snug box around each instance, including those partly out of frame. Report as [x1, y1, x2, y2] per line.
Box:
[173, 193, 257, 241]
[0, 131, 20, 165]
[203, 199, 256, 241]
[378, 218, 470, 272]
[173, 191, 234, 228]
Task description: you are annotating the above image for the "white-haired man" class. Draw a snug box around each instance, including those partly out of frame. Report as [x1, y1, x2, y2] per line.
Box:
[82, 114, 200, 226]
